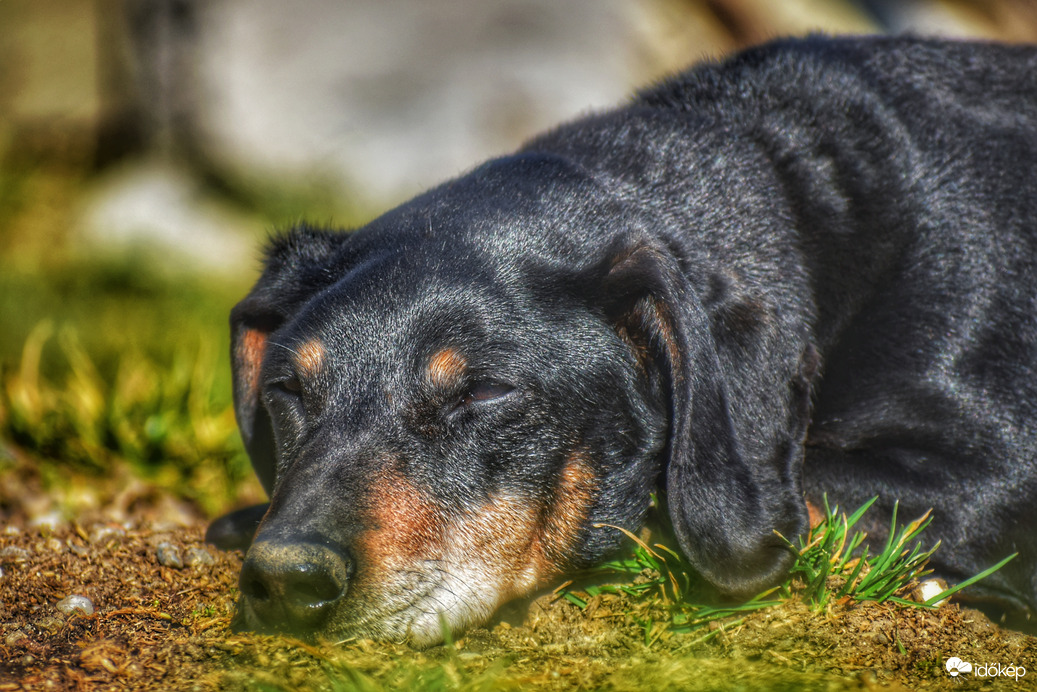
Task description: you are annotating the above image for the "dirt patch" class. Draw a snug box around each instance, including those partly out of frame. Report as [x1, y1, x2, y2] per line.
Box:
[0, 450, 1034, 691]
[1, 512, 1035, 691]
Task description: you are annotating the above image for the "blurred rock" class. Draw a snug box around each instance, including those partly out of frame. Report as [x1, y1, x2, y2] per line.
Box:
[156, 541, 184, 568]
[186, 0, 662, 205]
[185, 545, 214, 568]
[79, 160, 258, 274]
[56, 594, 96, 617]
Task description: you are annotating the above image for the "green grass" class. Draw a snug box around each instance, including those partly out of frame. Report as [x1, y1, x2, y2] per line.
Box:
[558, 495, 1016, 644]
[0, 318, 253, 515]
[780, 495, 1016, 610]
[0, 241, 260, 516]
[558, 522, 782, 646]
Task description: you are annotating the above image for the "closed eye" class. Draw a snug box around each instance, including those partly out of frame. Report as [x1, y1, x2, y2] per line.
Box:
[458, 381, 514, 409]
[270, 375, 303, 397]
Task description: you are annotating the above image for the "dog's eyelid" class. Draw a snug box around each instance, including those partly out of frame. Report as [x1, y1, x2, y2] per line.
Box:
[269, 375, 303, 396]
[461, 380, 515, 406]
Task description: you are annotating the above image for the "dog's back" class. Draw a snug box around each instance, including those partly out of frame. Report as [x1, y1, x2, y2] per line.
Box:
[525, 35, 1037, 619]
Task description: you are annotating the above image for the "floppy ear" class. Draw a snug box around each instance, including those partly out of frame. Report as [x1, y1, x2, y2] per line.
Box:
[231, 225, 349, 495]
[600, 235, 812, 598]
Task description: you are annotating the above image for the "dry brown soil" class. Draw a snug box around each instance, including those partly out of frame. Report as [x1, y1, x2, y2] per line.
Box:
[1, 466, 1035, 691]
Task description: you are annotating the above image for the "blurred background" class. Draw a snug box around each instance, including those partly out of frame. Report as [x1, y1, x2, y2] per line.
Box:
[2, 0, 1036, 527]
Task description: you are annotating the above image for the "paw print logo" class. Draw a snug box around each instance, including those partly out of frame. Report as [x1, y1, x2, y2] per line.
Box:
[945, 657, 973, 677]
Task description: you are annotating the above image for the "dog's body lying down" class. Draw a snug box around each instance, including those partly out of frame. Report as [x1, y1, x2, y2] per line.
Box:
[209, 35, 1037, 643]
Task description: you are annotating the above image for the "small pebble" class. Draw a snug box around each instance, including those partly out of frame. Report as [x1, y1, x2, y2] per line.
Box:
[5, 629, 27, 646]
[90, 525, 125, 543]
[56, 594, 95, 617]
[156, 542, 184, 569]
[29, 510, 66, 533]
[185, 546, 214, 568]
[46, 537, 65, 554]
[35, 615, 65, 635]
[0, 546, 30, 564]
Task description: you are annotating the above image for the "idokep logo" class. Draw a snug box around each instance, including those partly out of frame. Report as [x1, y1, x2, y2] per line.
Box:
[946, 656, 1027, 681]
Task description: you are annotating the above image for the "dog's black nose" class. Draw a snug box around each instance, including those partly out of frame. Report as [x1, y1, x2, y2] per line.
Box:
[239, 540, 351, 631]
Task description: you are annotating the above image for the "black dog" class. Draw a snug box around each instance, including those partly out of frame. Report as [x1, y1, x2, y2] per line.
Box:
[207, 35, 1037, 643]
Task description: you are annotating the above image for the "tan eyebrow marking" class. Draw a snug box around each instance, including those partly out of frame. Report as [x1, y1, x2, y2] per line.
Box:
[295, 338, 326, 377]
[427, 347, 467, 388]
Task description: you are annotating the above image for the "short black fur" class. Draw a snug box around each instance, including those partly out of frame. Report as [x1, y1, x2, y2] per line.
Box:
[210, 35, 1037, 640]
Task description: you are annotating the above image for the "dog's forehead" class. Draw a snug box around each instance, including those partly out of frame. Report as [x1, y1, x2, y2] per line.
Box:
[277, 248, 530, 375]
[268, 154, 628, 381]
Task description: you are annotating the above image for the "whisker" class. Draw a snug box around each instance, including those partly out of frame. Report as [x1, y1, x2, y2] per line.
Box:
[267, 340, 303, 358]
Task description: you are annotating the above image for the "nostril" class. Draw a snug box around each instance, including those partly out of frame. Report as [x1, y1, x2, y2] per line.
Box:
[284, 565, 344, 608]
[242, 573, 270, 602]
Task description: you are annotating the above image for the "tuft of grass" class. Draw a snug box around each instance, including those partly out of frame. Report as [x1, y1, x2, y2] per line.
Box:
[558, 519, 782, 645]
[0, 320, 253, 516]
[779, 495, 1016, 609]
[559, 495, 1016, 644]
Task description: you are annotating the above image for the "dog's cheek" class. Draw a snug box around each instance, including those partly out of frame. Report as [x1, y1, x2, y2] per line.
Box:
[536, 451, 597, 573]
[353, 473, 446, 586]
[440, 451, 596, 602]
[445, 497, 544, 601]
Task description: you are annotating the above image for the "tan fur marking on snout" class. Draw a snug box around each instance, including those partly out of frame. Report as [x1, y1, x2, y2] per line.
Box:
[448, 451, 597, 601]
[536, 451, 597, 574]
[427, 348, 467, 388]
[447, 494, 542, 602]
[355, 472, 445, 580]
[295, 338, 326, 377]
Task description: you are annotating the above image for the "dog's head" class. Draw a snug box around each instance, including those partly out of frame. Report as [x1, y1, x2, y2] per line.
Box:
[229, 154, 809, 644]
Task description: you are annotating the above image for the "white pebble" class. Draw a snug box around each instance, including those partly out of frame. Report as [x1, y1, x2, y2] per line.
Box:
[56, 594, 95, 616]
[918, 578, 949, 605]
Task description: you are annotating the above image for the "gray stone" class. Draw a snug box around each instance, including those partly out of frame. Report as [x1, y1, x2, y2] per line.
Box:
[0, 546, 30, 564]
[185, 546, 214, 568]
[156, 541, 184, 568]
